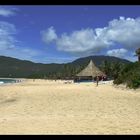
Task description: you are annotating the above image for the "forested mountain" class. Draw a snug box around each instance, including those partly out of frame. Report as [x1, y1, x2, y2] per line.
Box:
[72, 55, 130, 66]
[0, 55, 131, 78]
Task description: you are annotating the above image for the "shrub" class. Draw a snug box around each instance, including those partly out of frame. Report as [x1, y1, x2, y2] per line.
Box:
[113, 62, 140, 89]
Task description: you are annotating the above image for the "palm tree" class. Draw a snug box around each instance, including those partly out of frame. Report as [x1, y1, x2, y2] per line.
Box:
[135, 48, 140, 62]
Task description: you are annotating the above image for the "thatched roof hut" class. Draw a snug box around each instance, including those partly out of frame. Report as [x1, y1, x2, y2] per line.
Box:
[76, 60, 105, 78]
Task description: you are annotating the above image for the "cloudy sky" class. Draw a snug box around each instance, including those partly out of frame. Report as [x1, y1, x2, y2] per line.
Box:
[0, 5, 139, 63]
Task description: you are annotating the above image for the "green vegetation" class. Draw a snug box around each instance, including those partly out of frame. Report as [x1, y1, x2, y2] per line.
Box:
[114, 62, 140, 89]
[0, 55, 129, 79]
[100, 59, 140, 89]
[99, 60, 127, 80]
[1, 55, 140, 89]
[113, 48, 140, 89]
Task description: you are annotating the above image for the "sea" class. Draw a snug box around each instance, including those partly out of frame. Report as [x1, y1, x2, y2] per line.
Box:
[0, 78, 17, 85]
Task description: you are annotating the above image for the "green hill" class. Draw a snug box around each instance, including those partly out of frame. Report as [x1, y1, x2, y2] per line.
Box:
[0, 55, 131, 78]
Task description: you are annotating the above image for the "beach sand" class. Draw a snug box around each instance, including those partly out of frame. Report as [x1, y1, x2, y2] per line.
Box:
[0, 79, 140, 134]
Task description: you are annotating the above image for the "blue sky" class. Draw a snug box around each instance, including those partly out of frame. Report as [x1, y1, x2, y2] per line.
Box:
[0, 5, 140, 63]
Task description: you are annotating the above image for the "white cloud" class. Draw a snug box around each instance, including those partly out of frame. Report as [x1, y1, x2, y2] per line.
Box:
[0, 46, 41, 61]
[0, 21, 17, 50]
[42, 17, 140, 60]
[107, 48, 128, 58]
[125, 56, 137, 62]
[39, 56, 78, 64]
[0, 7, 17, 17]
[104, 16, 140, 49]
[41, 26, 57, 43]
[56, 28, 110, 55]
[0, 21, 41, 61]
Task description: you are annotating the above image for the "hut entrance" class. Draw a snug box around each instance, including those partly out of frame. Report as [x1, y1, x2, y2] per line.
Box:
[74, 76, 93, 82]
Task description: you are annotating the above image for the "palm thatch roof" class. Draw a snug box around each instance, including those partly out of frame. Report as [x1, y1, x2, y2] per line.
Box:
[76, 60, 105, 77]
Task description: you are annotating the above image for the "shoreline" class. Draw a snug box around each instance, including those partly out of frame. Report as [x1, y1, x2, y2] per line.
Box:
[0, 78, 26, 86]
[0, 78, 139, 91]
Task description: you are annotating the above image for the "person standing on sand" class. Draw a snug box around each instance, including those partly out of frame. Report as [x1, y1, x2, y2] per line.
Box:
[96, 76, 99, 86]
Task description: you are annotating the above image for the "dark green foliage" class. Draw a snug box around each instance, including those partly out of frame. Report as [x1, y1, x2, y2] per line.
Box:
[99, 60, 127, 80]
[100, 60, 140, 89]
[0, 55, 130, 79]
[3, 55, 140, 89]
[114, 62, 140, 89]
[72, 55, 129, 66]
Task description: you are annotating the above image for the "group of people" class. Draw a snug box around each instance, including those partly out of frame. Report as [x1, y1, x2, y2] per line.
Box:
[95, 75, 107, 86]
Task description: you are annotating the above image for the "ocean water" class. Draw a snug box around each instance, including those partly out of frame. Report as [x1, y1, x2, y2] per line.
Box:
[0, 79, 17, 85]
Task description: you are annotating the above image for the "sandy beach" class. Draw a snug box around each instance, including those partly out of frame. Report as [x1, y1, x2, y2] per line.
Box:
[0, 79, 140, 134]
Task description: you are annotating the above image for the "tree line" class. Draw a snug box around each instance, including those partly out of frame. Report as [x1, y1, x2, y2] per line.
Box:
[28, 58, 140, 89]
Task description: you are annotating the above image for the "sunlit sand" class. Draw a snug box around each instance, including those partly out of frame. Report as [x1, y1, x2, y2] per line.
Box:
[0, 79, 140, 134]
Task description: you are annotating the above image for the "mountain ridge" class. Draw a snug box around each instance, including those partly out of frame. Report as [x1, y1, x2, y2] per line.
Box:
[0, 55, 131, 78]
